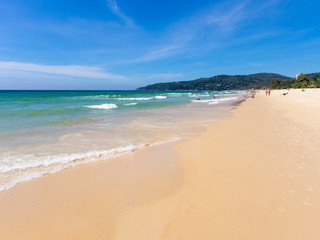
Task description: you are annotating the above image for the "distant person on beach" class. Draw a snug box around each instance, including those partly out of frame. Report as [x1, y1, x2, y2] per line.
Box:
[197, 94, 200, 100]
[212, 95, 215, 99]
[265, 89, 268, 96]
[268, 89, 271, 96]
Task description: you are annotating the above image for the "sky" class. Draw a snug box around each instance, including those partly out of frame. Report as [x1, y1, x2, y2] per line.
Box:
[0, 0, 319, 90]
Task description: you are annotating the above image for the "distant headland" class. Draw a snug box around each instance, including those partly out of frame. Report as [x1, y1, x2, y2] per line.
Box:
[137, 72, 320, 91]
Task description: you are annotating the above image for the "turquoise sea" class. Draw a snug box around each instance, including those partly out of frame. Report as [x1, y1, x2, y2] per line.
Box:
[0, 90, 245, 191]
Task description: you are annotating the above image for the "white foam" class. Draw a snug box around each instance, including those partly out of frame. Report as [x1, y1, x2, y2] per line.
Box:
[85, 103, 118, 109]
[0, 145, 139, 192]
[124, 103, 138, 106]
[191, 97, 238, 103]
[167, 93, 182, 97]
[117, 97, 153, 101]
[76, 95, 109, 99]
[191, 96, 239, 105]
[0, 137, 185, 192]
[217, 97, 238, 101]
[155, 96, 167, 99]
[191, 99, 216, 103]
[0, 145, 138, 174]
[221, 94, 238, 96]
[0, 172, 47, 192]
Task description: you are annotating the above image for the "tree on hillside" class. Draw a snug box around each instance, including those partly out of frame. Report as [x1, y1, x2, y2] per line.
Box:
[297, 74, 310, 87]
[311, 77, 320, 88]
[281, 79, 295, 88]
[270, 78, 281, 89]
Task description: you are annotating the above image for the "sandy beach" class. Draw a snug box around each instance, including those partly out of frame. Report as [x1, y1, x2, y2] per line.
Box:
[1, 89, 320, 239]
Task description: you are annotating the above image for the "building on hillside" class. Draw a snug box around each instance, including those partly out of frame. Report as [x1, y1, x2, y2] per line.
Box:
[296, 73, 301, 79]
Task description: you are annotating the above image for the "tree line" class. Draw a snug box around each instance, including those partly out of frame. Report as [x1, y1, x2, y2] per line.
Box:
[269, 74, 320, 89]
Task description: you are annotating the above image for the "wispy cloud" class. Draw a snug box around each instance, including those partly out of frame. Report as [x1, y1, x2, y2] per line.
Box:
[206, 2, 248, 32]
[126, 45, 184, 63]
[0, 0, 295, 89]
[0, 61, 128, 80]
[106, 0, 135, 27]
[122, 0, 257, 64]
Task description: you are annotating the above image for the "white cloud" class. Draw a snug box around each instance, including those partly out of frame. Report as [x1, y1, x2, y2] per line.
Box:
[106, 0, 135, 27]
[0, 61, 128, 80]
[206, 2, 248, 31]
[121, 1, 253, 64]
[127, 45, 184, 63]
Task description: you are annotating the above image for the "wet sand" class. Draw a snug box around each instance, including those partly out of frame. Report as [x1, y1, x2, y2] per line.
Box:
[1, 89, 320, 239]
[0, 143, 182, 239]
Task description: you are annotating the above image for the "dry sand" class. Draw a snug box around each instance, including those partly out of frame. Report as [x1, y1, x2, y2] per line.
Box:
[1, 89, 320, 239]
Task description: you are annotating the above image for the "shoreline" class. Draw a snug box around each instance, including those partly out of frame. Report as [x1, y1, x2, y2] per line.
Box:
[114, 88, 320, 239]
[1, 89, 320, 239]
[0, 141, 184, 239]
[0, 91, 243, 193]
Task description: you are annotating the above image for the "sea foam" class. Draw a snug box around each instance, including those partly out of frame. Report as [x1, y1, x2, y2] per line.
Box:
[191, 96, 238, 105]
[191, 99, 216, 103]
[0, 144, 139, 192]
[155, 96, 167, 99]
[85, 103, 118, 109]
[124, 103, 138, 106]
[117, 97, 153, 101]
[216, 97, 238, 101]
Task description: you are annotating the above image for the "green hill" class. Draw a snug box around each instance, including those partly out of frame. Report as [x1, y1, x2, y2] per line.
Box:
[137, 73, 290, 91]
[307, 72, 320, 79]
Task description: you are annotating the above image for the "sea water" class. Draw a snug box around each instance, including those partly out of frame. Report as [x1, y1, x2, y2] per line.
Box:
[0, 90, 246, 191]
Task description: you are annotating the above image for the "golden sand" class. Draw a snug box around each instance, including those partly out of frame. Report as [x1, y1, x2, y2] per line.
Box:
[0, 143, 182, 239]
[1, 89, 320, 239]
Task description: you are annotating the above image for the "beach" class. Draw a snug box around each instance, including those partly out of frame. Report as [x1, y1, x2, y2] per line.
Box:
[1, 89, 320, 239]
[0, 90, 240, 192]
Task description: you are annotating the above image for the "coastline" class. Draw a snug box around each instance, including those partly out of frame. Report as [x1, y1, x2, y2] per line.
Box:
[0, 141, 183, 239]
[1, 89, 320, 239]
[0, 91, 242, 192]
[114, 88, 320, 239]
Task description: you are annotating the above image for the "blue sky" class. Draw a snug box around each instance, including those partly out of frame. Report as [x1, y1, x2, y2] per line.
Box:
[0, 0, 319, 89]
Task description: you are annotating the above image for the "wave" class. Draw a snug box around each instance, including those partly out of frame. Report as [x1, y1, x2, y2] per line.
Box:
[0, 137, 182, 192]
[84, 103, 118, 109]
[191, 99, 216, 103]
[117, 97, 153, 101]
[154, 96, 167, 99]
[217, 97, 238, 101]
[0, 144, 140, 192]
[124, 103, 138, 106]
[73, 95, 110, 100]
[0, 145, 138, 174]
[189, 94, 210, 98]
[167, 93, 182, 97]
[191, 97, 238, 104]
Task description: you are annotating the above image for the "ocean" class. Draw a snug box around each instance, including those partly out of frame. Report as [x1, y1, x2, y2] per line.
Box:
[0, 90, 246, 191]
